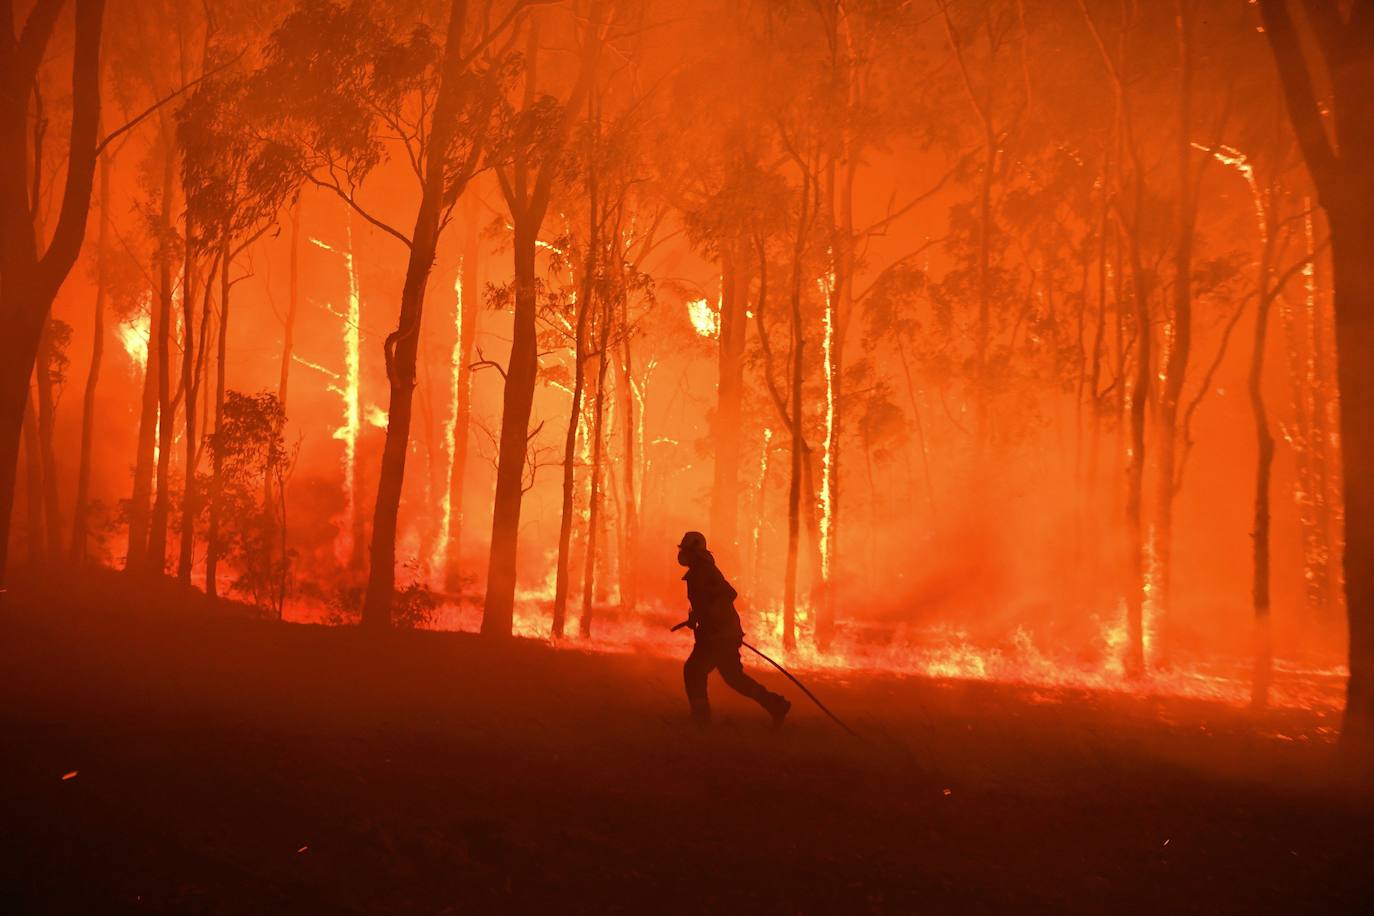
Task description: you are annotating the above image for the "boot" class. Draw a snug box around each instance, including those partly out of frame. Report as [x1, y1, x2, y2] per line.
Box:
[768, 695, 791, 728]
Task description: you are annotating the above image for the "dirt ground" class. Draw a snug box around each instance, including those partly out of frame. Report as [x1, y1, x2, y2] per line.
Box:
[1, 571, 1370, 914]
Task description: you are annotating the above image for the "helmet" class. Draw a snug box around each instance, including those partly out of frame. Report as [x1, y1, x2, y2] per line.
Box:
[677, 530, 707, 552]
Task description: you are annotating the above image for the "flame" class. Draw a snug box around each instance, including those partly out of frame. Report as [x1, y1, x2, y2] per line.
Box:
[816, 270, 836, 582]
[686, 296, 719, 339]
[311, 227, 363, 568]
[430, 263, 464, 584]
[117, 294, 152, 371]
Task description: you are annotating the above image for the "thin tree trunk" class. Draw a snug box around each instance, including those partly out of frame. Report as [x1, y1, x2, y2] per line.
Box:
[579, 320, 611, 638]
[177, 216, 199, 582]
[553, 186, 596, 638]
[1249, 214, 1276, 710]
[147, 122, 177, 574]
[615, 298, 639, 612]
[710, 248, 748, 570]
[71, 148, 110, 564]
[205, 240, 230, 598]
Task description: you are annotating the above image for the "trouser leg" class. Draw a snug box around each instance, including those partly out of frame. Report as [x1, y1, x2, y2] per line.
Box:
[717, 645, 784, 713]
[683, 644, 714, 723]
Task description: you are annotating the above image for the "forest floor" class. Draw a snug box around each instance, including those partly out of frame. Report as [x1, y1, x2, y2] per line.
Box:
[1, 569, 1371, 914]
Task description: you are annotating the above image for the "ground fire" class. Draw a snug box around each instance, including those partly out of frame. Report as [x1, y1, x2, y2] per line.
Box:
[2, 1, 1372, 912]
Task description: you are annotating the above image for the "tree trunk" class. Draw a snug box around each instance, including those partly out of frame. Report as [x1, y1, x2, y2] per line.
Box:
[710, 248, 748, 570]
[483, 220, 541, 635]
[205, 241, 230, 598]
[615, 300, 639, 612]
[1248, 241, 1275, 710]
[553, 195, 595, 638]
[177, 217, 199, 582]
[21, 390, 46, 564]
[1122, 190, 1152, 678]
[1154, 0, 1195, 631]
[0, 0, 105, 592]
[361, 0, 474, 629]
[1328, 208, 1374, 753]
[147, 126, 177, 575]
[579, 328, 611, 638]
[71, 148, 110, 564]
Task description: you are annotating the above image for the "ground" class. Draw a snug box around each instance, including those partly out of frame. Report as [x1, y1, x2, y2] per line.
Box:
[1, 570, 1371, 914]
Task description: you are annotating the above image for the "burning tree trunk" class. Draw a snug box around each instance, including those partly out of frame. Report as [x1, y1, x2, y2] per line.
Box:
[72, 148, 110, 564]
[442, 204, 480, 593]
[1259, 0, 1374, 757]
[0, 0, 106, 591]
